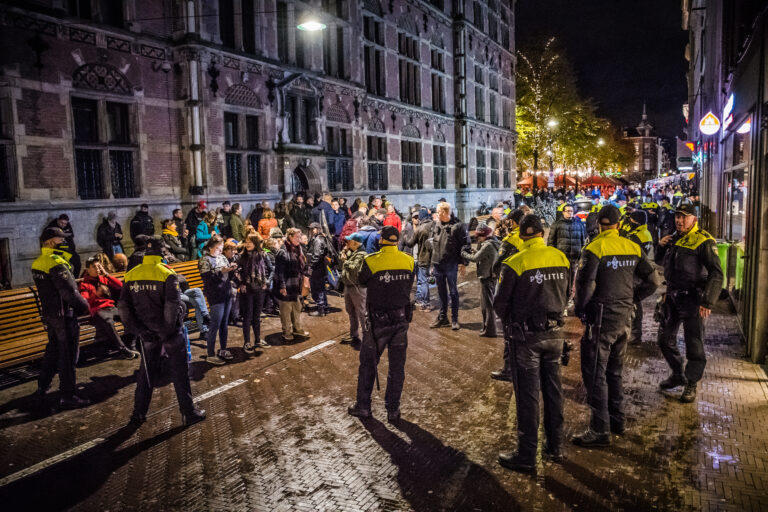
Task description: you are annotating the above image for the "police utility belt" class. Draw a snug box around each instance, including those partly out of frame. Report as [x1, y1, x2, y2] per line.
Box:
[367, 304, 414, 326]
[504, 318, 561, 338]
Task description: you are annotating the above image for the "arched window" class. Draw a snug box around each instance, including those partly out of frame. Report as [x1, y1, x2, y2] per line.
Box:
[401, 125, 423, 190]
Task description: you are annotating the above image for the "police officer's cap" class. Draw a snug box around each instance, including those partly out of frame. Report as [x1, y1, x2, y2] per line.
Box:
[597, 205, 621, 226]
[380, 226, 399, 243]
[629, 210, 647, 224]
[41, 226, 66, 241]
[519, 215, 544, 236]
[676, 204, 696, 217]
[145, 236, 167, 256]
[506, 208, 525, 225]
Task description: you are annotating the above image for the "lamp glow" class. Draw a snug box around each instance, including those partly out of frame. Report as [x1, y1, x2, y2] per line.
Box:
[737, 119, 751, 134]
[547, 119, 559, 128]
[597, 138, 605, 146]
[297, 18, 326, 31]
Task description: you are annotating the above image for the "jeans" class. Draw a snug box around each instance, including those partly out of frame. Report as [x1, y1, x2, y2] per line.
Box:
[433, 263, 459, 321]
[310, 274, 327, 311]
[657, 292, 706, 383]
[415, 265, 430, 306]
[112, 244, 124, 255]
[206, 301, 231, 356]
[181, 288, 209, 333]
[38, 316, 80, 396]
[241, 289, 266, 346]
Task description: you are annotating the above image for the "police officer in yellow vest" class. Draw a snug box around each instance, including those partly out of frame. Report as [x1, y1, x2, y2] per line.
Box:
[623, 210, 654, 344]
[572, 206, 659, 447]
[32, 226, 91, 410]
[119, 236, 205, 427]
[493, 215, 570, 472]
[491, 208, 525, 381]
[348, 226, 415, 423]
[655, 204, 723, 403]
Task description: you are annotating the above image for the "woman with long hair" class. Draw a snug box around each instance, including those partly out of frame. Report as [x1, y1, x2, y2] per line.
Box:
[236, 233, 272, 352]
[196, 211, 219, 258]
[198, 235, 236, 365]
[257, 208, 278, 239]
[272, 228, 310, 343]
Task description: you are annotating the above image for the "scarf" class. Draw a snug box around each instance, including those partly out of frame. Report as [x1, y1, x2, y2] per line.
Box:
[163, 227, 178, 237]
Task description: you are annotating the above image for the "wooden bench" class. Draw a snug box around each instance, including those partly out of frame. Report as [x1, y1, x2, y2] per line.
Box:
[0, 260, 205, 370]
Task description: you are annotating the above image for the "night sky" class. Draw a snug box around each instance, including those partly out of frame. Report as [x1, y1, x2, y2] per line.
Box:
[516, 0, 689, 141]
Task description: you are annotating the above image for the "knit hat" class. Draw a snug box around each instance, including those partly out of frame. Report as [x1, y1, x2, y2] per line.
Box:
[519, 215, 544, 236]
[597, 205, 621, 226]
[475, 222, 493, 238]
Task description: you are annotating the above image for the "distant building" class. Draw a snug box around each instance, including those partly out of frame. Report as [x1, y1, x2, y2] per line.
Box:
[0, 0, 517, 286]
[622, 104, 663, 180]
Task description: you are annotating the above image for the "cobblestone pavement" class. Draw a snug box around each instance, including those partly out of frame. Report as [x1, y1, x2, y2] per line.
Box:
[0, 273, 767, 511]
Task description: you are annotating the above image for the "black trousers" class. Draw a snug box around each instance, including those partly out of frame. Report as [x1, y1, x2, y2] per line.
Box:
[355, 309, 409, 411]
[133, 331, 195, 417]
[479, 277, 497, 336]
[240, 288, 266, 346]
[508, 326, 564, 463]
[580, 307, 631, 434]
[38, 316, 80, 396]
[657, 292, 706, 383]
[630, 301, 644, 342]
[92, 307, 131, 352]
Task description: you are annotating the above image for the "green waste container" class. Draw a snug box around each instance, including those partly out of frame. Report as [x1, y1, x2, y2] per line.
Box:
[717, 242, 729, 289]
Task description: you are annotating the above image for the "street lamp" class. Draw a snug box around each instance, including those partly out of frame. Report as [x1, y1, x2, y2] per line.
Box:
[296, 12, 327, 31]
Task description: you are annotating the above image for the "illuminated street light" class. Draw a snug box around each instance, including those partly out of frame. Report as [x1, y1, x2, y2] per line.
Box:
[547, 119, 559, 128]
[296, 13, 327, 31]
[597, 138, 605, 146]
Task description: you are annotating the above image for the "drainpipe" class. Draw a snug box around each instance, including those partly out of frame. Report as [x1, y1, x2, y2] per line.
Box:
[187, 1, 204, 194]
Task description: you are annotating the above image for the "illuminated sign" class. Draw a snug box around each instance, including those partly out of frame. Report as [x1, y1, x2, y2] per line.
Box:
[685, 142, 695, 152]
[699, 112, 721, 135]
[722, 95, 734, 130]
[737, 118, 751, 134]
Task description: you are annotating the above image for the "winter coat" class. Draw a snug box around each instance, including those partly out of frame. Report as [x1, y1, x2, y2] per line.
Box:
[289, 203, 311, 232]
[219, 211, 233, 238]
[79, 273, 123, 315]
[272, 244, 308, 301]
[230, 214, 246, 242]
[96, 219, 124, 259]
[430, 216, 470, 267]
[357, 226, 381, 254]
[196, 222, 219, 257]
[236, 249, 270, 293]
[257, 218, 278, 239]
[547, 217, 587, 261]
[383, 212, 402, 232]
[461, 237, 501, 280]
[398, 222, 415, 256]
[307, 234, 331, 276]
[339, 217, 359, 242]
[162, 228, 188, 260]
[129, 211, 154, 244]
[341, 247, 367, 287]
[199, 253, 233, 305]
[312, 201, 335, 228]
[185, 209, 205, 236]
[329, 209, 346, 236]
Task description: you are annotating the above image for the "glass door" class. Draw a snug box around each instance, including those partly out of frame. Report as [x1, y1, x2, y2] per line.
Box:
[724, 128, 750, 319]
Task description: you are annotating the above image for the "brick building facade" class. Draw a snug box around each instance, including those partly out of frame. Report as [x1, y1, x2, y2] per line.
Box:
[622, 104, 662, 181]
[0, 0, 516, 286]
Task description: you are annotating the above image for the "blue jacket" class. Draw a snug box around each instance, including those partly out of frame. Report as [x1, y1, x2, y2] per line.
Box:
[312, 201, 335, 228]
[196, 222, 219, 257]
[357, 226, 381, 253]
[329, 209, 346, 236]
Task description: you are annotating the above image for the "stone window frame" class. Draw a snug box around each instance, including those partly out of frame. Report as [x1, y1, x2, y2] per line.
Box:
[223, 106, 266, 194]
[323, 25, 349, 79]
[218, 0, 263, 54]
[401, 125, 423, 191]
[430, 37, 448, 114]
[325, 117, 353, 192]
[397, 19, 422, 107]
[476, 146, 487, 189]
[0, 97, 15, 202]
[366, 128, 388, 191]
[69, 93, 141, 200]
[362, 13, 387, 96]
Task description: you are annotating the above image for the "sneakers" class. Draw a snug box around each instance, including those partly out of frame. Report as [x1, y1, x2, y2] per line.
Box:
[430, 317, 450, 328]
[256, 339, 270, 348]
[451, 320, 460, 331]
[202, 315, 211, 327]
[498, 452, 536, 473]
[292, 331, 310, 338]
[243, 342, 255, 353]
[347, 403, 372, 419]
[660, 374, 687, 390]
[281, 336, 295, 344]
[59, 394, 91, 409]
[182, 407, 206, 427]
[340, 334, 355, 344]
[680, 383, 697, 403]
[571, 429, 611, 448]
[218, 349, 234, 361]
[491, 370, 514, 382]
[207, 355, 226, 365]
[309, 309, 326, 317]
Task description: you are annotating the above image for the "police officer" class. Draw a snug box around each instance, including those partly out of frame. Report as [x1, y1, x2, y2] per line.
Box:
[348, 226, 415, 423]
[491, 208, 525, 381]
[641, 196, 660, 245]
[572, 206, 659, 447]
[118, 236, 206, 427]
[655, 204, 723, 403]
[623, 210, 654, 344]
[32, 227, 91, 410]
[493, 215, 570, 472]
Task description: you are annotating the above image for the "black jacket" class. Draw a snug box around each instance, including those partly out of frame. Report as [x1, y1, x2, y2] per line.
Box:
[574, 229, 659, 317]
[118, 255, 184, 340]
[430, 216, 470, 267]
[624, 224, 653, 256]
[307, 234, 331, 276]
[130, 211, 154, 244]
[492, 228, 524, 277]
[185, 209, 205, 237]
[547, 217, 587, 261]
[290, 203, 311, 232]
[654, 223, 723, 308]
[31, 247, 89, 320]
[493, 237, 569, 327]
[358, 246, 415, 312]
[401, 220, 433, 267]
[45, 219, 77, 251]
[97, 219, 124, 259]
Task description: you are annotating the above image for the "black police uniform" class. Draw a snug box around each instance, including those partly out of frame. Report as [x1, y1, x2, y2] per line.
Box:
[493, 235, 570, 468]
[654, 222, 723, 392]
[641, 201, 660, 245]
[624, 221, 654, 343]
[32, 246, 90, 404]
[118, 252, 201, 424]
[491, 226, 524, 380]
[350, 244, 415, 419]
[574, 227, 659, 442]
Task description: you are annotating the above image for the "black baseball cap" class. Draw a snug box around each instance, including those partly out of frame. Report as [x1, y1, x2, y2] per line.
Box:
[519, 215, 544, 236]
[380, 225, 399, 243]
[629, 210, 648, 225]
[598, 205, 621, 226]
[507, 208, 525, 225]
[145, 236, 167, 256]
[41, 226, 66, 241]
[675, 204, 696, 217]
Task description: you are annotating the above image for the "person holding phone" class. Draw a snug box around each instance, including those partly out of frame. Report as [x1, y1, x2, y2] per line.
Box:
[198, 235, 237, 365]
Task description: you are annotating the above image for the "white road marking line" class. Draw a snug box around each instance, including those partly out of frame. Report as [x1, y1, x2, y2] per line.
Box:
[0, 437, 104, 488]
[290, 340, 337, 360]
[457, 281, 470, 288]
[193, 379, 247, 403]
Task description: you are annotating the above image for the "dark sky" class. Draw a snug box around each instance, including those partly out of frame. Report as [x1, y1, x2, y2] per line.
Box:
[516, 0, 689, 141]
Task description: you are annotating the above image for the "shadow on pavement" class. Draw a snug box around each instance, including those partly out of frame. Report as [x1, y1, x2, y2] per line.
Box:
[362, 417, 521, 511]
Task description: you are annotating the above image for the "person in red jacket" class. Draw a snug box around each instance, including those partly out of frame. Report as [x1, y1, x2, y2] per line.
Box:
[383, 203, 402, 232]
[78, 256, 139, 359]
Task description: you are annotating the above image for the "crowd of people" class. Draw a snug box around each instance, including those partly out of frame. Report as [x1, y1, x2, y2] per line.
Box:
[29, 182, 722, 472]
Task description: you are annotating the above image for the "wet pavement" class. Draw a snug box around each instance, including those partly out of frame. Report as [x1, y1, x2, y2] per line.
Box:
[0, 272, 767, 511]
